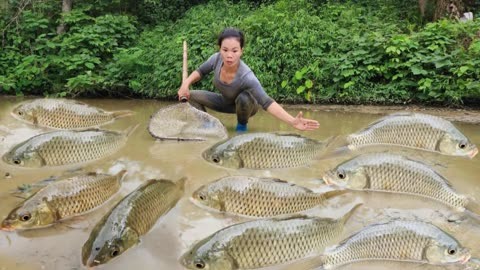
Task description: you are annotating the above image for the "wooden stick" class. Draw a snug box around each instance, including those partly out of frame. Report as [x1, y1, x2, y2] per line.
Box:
[180, 40, 188, 102]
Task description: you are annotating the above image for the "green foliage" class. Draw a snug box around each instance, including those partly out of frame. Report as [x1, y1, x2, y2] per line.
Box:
[1, 0, 479, 105]
[0, 5, 138, 96]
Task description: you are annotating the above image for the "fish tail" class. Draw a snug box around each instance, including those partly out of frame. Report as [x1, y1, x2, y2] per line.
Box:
[341, 202, 363, 224]
[111, 110, 134, 119]
[315, 136, 350, 160]
[124, 124, 140, 137]
[318, 146, 352, 160]
[176, 177, 187, 191]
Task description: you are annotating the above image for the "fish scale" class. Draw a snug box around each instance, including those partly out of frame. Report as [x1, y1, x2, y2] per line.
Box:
[322, 220, 470, 269]
[82, 178, 185, 267]
[11, 99, 132, 129]
[0, 171, 126, 230]
[346, 113, 477, 158]
[203, 133, 325, 169]
[324, 153, 468, 211]
[192, 176, 341, 218]
[180, 206, 359, 270]
[3, 128, 133, 167]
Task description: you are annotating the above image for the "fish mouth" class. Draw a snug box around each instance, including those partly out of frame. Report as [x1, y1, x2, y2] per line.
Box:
[0, 223, 14, 232]
[469, 148, 478, 159]
[323, 171, 335, 185]
[85, 257, 101, 268]
[461, 253, 472, 264]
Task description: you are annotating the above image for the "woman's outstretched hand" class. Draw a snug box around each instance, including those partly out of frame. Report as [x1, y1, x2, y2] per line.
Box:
[291, 111, 320, 131]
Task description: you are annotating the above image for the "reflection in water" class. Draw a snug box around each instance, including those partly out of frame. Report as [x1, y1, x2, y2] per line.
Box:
[0, 97, 479, 270]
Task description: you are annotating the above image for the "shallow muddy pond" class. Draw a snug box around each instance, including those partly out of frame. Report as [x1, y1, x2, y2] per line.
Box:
[0, 97, 479, 270]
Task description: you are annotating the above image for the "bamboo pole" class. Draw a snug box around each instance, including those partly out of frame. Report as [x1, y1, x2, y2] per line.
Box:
[180, 40, 188, 102]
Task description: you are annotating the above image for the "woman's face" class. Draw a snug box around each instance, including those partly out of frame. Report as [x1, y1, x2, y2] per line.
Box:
[220, 37, 243, 68]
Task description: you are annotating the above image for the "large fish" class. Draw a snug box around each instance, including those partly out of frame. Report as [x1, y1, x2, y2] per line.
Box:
[2, 126, 137, 167]
[319, 220, 471, 269]
[192, 176, 345, 218]
[345, 112, 478, 158]
[11, 98, 133, 129]
[323, 153, 472, 212]
[148, 103, 228, 141]
[180, 204, 360, 270]
[202, 132, 326, 169]
[82, 177, 185, 267]
[0, 170, 126, 231]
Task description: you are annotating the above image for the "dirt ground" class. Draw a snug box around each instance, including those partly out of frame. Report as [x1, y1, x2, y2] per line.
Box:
[286, 104, 480, 124]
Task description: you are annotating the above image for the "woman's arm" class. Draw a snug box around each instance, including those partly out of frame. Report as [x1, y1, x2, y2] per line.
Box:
[177, 70, 202, 101]
[266, 101, 320, 131]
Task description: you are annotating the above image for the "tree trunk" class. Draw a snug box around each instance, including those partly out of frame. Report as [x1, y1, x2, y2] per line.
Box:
[433, 0, 464, 21]
[419, 0, 428, 17]
[56, 0, 73, 35]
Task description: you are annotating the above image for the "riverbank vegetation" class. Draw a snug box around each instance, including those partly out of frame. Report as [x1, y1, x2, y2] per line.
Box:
[1, 0, 479, 106]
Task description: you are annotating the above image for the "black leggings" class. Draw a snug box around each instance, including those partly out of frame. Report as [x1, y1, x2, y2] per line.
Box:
[189, 90, 258, 125]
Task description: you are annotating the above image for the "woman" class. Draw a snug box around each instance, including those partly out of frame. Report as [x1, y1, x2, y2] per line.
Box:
[177, 28, 319, 132]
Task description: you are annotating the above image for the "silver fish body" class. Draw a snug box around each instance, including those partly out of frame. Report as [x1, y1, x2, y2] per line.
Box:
[322, 220, 471, 269]
[180, 206, 359, 270]
[203, 132, 325, 169]
[347, 112, 478, 158]
[192, 176, 343, 217]
[324, 153, 468, 211]
[148, 103, 227, 141]
[11, 98, 132, 129]
[82, 178, 185, 267]
[0, 170, 126, 231]
[2, 126, 136, 167]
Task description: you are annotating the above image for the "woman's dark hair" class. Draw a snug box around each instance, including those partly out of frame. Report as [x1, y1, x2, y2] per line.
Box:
[217, 28, 244, 48]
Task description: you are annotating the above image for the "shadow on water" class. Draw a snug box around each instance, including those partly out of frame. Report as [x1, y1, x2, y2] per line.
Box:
[0, 97, 479, 270]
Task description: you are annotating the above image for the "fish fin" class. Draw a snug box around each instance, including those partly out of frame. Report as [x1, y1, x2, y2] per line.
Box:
[111, 110, 134, 119]
[267, 178, 290, 184]
[114, 170, 128, 182]
[124, 124, 140, 137]
[59, 216, 93, 231]
[280, 256, 325, 270]
[340, 202, 364, 224]
[11, 193, 31, 200]
[322, 189, 349, 199]
[176, 177, 187, 191]
[273, 214, 310, 221]
[315, 145, 352, 160]
[274, 132, 309, 138]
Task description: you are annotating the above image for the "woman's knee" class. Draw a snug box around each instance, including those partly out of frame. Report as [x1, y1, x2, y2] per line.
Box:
[235, 92, 255, 108]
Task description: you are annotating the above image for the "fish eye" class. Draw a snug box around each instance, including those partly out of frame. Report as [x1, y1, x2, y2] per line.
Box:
[199, 194, 206, 201]
[194, 259, 205, 269]
[20, 213, 31, 222]
[95, 247, 100, 251]
[18, 111, 23, 116]
[337, 170, 346, 179]
[448, 247, 457, 255]
[110, 247, 120, 257]
[458, 143, 466, 149]
[212, 155, 220, 163]
[13, 159, 21, 165]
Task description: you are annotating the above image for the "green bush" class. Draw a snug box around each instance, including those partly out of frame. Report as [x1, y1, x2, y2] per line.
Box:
[1, 0, 478, 105]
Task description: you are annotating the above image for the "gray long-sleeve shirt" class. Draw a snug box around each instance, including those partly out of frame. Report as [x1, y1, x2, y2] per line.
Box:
[196, 53, 274, 110]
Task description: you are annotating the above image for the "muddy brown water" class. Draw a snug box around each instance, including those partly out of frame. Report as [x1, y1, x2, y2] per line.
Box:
[0, 96, 479, 270]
